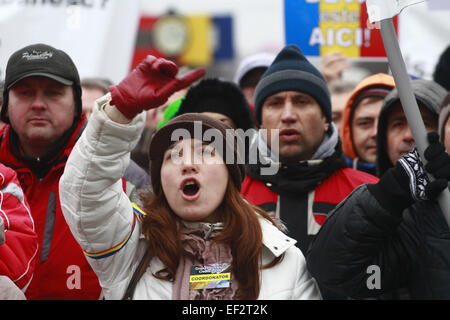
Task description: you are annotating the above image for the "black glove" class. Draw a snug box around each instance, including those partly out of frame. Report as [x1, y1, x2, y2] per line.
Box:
[367, 157, 416, 215]
[423, 132, 450, 199]
[397, 148, 430, 201]
[394, 132, 449, 201]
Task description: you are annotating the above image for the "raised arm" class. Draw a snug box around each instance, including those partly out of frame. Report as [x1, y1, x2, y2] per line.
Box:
[59, 55, 205, 299]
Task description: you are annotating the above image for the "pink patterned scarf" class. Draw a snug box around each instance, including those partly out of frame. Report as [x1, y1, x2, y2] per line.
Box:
[172, 222, 237, 300]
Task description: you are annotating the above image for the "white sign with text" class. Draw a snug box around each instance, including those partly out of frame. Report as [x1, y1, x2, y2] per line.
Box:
[0, 0, 140, 84]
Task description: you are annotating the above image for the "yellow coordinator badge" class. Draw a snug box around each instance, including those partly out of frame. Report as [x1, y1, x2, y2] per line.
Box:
[189, 263, 231, 290]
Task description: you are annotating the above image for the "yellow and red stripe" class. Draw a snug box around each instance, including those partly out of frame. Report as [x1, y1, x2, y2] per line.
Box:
[131, 202, 147, 222]
[83, 206, 140, 260]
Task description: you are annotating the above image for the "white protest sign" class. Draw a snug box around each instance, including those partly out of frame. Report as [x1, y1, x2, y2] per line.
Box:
[0, 0, 140, 84]
[366, 0, 426, 23]
[398, 1, 450, 78]
[428, 0, 450, 10]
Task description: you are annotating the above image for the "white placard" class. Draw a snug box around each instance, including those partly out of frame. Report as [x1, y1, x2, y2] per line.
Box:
[366, 0, 426, 22]
[0, 0, 140, 84]
[428, 0, 450, 10]
[398, 1, 450, 79]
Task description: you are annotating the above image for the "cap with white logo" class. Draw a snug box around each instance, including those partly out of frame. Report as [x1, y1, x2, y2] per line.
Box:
[1, 43, 81, 123]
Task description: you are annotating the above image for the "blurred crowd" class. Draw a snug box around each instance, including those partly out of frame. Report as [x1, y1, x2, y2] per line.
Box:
[0, 38, 450, 300]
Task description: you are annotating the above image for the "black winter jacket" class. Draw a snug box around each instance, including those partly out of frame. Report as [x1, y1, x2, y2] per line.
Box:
[306, 184, 450, 299]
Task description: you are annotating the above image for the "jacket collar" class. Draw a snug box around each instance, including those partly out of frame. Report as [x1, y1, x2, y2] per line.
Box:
[254, 123, 339, 166]
[178, 216, 296, 258]
[258, 216, 296, 257]
[0, 115, 87, 176]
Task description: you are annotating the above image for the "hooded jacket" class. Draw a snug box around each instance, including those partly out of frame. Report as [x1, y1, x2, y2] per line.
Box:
[341, 73, 395, 176]
[307, 183, 450, 299]
[58, 94, 322, 300]
[307, 80, 450, 299]
[376, 79, 446, 176]
[0, 163, 38, 295]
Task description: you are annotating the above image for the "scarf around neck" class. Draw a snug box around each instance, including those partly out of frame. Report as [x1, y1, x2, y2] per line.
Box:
[246, 123, 348, 196]
[6, 118, 85, 179]
[172, 221, 238, 300]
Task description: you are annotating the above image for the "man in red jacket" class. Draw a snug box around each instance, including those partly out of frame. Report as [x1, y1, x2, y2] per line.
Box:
[241, 45, 378, 298]
[0, 163, 38, 299]
[0, 43, 103, 299]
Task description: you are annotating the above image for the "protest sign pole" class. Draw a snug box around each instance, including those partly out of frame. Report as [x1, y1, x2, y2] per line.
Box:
[379, 18, 450, 227]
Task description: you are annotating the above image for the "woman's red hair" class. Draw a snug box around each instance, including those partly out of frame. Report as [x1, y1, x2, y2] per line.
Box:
[139, 178, 282, 300]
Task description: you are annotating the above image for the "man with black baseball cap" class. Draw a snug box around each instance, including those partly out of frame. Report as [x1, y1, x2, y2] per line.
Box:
[0, 43, 101, 299]
[2, 43, 82, 122]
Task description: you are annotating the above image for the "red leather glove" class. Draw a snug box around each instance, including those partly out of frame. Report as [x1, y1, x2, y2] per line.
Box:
[110, 55, 206, 119]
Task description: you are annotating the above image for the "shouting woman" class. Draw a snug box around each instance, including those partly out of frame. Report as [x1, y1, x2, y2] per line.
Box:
[59, 55, 321, 300]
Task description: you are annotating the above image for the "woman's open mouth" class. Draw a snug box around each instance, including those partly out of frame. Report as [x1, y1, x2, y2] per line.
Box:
[180, 178, 201, 201]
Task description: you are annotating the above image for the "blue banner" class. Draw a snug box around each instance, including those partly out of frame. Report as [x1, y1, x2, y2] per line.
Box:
[284, 0, 319, 56]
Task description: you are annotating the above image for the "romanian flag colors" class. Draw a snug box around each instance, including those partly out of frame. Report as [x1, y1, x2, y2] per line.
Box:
[131, 14, 234, 69]
[284, 0, 398, 59]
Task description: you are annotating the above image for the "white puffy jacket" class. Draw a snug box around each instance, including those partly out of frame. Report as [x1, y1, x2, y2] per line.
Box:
[59, 94, 322, 300]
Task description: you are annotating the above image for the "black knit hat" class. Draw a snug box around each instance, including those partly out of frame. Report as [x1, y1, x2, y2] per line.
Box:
[254, 44, 331, 125]
[176, 78, 254, 131]
[149, 113, 245, 193]
[433, 45, 450, 91]
[1, 43, 82, 124]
